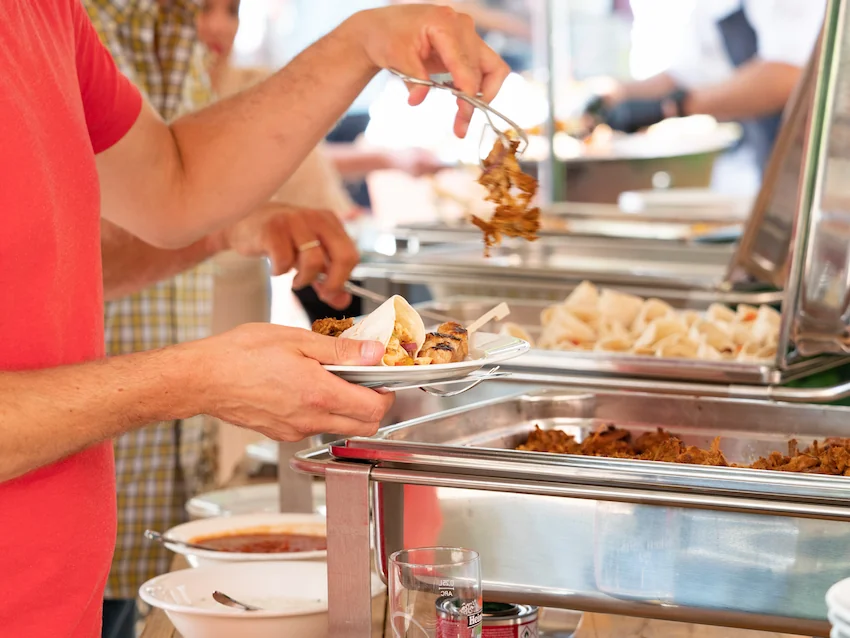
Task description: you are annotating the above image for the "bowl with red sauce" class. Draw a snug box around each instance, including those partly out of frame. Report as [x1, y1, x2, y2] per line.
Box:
[162, 512, 327, 568]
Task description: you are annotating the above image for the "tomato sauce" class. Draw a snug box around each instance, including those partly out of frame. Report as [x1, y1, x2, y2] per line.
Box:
[190, 532, 327, 553]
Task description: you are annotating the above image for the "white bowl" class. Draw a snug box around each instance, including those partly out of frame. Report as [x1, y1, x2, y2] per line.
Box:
[140, 561, 385, 638]
[164, 512, 327, 568]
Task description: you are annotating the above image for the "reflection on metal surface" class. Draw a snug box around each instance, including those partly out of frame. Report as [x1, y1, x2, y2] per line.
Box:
[339, 389, 850, 508]
[783, 0, 850, 357]
[354, 237, 738, 295]
[293, 388, 850, 635]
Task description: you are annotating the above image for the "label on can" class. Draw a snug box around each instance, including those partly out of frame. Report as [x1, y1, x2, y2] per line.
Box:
[436, 600, 538, 638]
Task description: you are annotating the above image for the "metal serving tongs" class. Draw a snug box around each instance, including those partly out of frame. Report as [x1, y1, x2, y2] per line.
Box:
[387, 68, 529, 165]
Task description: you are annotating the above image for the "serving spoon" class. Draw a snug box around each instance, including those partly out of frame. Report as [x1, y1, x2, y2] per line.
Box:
[212, 591, 262, 612]
[144, 529, 211, 553]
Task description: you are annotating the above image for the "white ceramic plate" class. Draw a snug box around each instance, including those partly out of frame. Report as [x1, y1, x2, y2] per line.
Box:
[163, 512, 326, 568]
[324, 332, 529, 386]
[139, 561, 385, 638]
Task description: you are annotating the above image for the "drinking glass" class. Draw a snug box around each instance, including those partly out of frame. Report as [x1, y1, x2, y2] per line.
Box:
[388, 547, 483, 638]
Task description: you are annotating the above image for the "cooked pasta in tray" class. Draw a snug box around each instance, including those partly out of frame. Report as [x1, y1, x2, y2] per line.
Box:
[499, 281, 781, 362]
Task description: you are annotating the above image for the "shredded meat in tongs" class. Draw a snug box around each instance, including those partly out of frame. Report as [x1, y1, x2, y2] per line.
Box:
[473, 138, 541, 256]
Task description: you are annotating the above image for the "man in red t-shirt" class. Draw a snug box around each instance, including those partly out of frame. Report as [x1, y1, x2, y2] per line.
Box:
[0, 1, 508, 636]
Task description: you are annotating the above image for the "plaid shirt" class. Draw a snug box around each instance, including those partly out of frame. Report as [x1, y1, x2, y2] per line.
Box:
[85, 0, 218, 599]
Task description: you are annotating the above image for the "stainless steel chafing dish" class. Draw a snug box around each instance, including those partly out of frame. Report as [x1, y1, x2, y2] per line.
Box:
[352, 1, 850, 396]
[293, 387, 850, 637]
[413, 295, 845, 389]
[354, 237, 741, 302]
[389, 201, 746, 246]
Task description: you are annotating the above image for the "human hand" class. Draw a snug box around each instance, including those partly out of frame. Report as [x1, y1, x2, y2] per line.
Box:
[210, 203, 359, 309]
[196, 324, 395, 441]
[342, 4, 511, 138]
[601, 90, 685, 134]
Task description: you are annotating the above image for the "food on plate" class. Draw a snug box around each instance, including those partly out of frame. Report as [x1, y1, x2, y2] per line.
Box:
[311, 297, 472, 366]
[532, 280, 780, 362]
[473, 138, 541, 256]
[419, 321, 469, 365]
[518, 425, 850, 475]
[329, 295, 426, 366]
[311, 317, 354, 337]
[189, 531, 327, 554]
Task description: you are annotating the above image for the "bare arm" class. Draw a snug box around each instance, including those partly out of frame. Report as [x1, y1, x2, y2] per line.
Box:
[684, 60, 802, 121]
[97, 27, 373, 248]
[102, 202, 361, 308]
[0, 346, 200, 482]
[101, 219, 216, 301]
[95, 6, 509, 249]
[0, 327, 391, 483]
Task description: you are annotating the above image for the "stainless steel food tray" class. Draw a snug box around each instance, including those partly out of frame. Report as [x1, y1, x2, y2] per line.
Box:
[415, 295, 847, 387]
[354, 236, 738, 293]
[294, 389, 850, 636]
[395, 200, 746, 244]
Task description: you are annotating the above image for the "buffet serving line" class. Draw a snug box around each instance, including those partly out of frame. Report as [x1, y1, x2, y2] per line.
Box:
[286, 0, 850, 636]
[138, 0, 850, 636]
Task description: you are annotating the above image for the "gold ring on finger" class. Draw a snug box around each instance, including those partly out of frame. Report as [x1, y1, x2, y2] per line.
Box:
[298, 240, 321, 253]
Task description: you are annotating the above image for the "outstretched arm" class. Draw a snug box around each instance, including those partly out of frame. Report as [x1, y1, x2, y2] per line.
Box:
[96, 5, 509, 248]
[0, 327, 391, 483]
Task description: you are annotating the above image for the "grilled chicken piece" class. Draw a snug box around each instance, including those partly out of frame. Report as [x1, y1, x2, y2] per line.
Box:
[436, 322, 469, 359]
[312, 317, 354, 337]
[420, 331, 465, 364]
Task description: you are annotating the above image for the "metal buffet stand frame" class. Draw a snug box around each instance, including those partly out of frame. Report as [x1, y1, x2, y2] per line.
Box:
[287, 0, 850, 635]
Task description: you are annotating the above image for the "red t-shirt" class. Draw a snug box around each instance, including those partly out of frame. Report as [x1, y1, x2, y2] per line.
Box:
[0, 1, 142, 635]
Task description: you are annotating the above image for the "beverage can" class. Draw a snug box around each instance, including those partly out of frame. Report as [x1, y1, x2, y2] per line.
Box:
[436, 599, 538, 638]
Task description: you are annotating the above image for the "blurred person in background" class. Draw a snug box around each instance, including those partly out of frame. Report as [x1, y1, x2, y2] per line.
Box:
[586, 0, 825, 179]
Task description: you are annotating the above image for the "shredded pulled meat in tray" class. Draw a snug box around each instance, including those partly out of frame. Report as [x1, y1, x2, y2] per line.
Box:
[311, 317, 354, 338]
[473, 138, 541, 256]
[518, 425, 850, 475]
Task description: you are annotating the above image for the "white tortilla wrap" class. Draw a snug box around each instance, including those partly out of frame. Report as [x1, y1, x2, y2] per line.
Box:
[538, 308, 597, 349]
[706, 303, 737, 324]
[564, 281, 599, 308]
[751, 305, 781, 344]
[631, 298, 674, 335]
[689, 320, 735, 355]
[633, 317, 687, 350]
[654, 334, 700, 359]
[599, 288, 643, 328]
[340, 295, 426, 366]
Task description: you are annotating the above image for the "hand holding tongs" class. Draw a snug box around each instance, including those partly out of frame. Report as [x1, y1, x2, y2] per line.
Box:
[387, 68, 529, 164]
